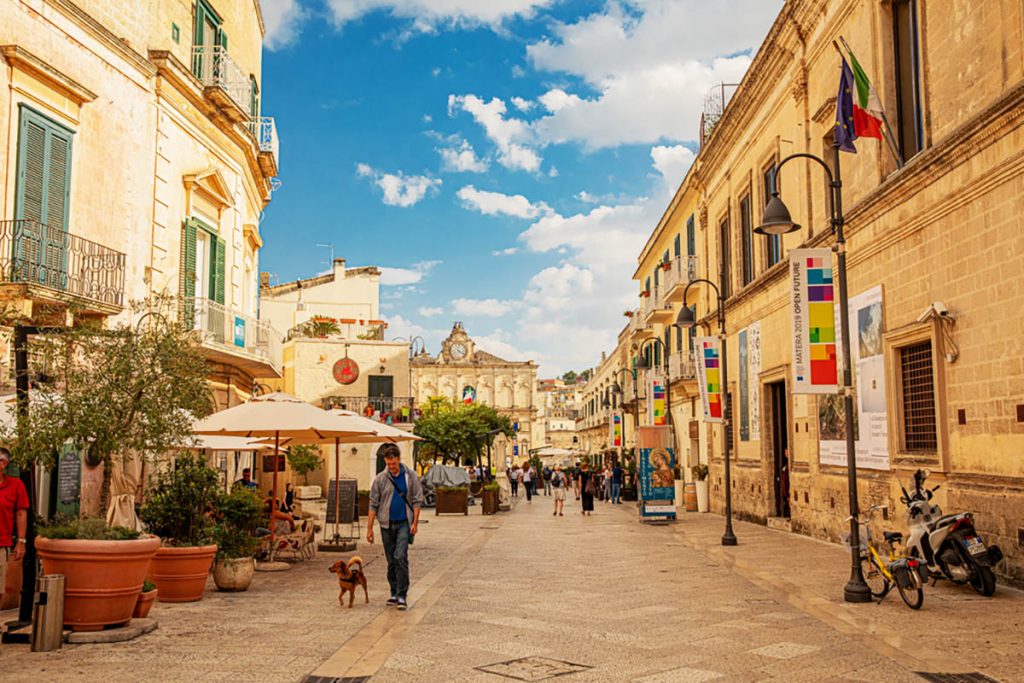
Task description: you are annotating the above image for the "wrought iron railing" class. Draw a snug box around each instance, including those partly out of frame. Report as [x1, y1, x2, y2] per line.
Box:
[248, 116, 279, 165]
[0, 219, 125, 308]
[628, 308, 650, 335]
[664, 254, 699, 296]
[321, 396, 415, 421]
[700, 83, 739, 147]
[187, 297, 281, 371]
[191, 46, 250, 113]
[669, 352, 697, 381]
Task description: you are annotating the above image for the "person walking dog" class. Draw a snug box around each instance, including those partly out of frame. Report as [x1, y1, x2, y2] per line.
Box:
[367, 444, 423, 611]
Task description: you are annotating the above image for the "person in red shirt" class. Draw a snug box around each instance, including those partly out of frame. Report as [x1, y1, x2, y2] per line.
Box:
[0, 447, 29, 603]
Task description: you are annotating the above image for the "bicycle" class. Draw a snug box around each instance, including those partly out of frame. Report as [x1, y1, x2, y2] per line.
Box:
[857, 504, 925, 609]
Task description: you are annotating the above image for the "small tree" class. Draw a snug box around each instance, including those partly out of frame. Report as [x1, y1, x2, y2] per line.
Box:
[140, 453, 220, 546]
[287, 444, 322, 485]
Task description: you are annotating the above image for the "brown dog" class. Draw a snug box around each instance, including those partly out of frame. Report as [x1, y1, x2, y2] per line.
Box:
[328, 556, 368, 608]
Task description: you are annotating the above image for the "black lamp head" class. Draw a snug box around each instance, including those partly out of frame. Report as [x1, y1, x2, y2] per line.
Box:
[755, 194, 800, 236]
[673, 305, 696, 329]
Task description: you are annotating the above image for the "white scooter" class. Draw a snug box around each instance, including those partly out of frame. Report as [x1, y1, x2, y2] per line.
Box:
[900, 469, 1002, 596]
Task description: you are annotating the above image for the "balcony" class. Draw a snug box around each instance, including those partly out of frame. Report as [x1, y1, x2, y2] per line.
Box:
[191, 46, 249, 121]
[321, 396, 416, 423]
[627, 308, 651, 337]
[665, 255, 700, 304]
[668, 352, 697, 382]
[645, 286, 673, 324]
[188, 297, 282, 378]
[248, 116, 279, 177]
[0, 219, 125, 315]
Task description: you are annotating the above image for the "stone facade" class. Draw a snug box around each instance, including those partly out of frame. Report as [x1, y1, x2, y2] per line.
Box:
[412, 323, 537, 464]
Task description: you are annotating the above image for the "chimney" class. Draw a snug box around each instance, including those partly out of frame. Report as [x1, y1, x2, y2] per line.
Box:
[601, 351, 606, 362]
[333, 258, 346, 274]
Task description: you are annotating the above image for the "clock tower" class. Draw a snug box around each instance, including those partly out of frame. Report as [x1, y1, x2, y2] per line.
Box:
[440, 321, 475, 364]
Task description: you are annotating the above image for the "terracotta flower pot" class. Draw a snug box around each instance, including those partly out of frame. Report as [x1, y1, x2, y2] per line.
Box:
[213, 557, 255, 592]
[36, 535, 160, 632]
[149, 545, 217, 603]
[132, 589, 157, 619]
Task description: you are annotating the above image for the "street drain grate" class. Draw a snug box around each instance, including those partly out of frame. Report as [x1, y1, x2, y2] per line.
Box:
[302, 676, 370, 683]
[476, 656, 592, 681]
[916, 674, 1001, 683]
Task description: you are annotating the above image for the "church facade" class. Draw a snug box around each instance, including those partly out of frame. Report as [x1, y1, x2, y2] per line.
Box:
[412, 323, 538, 464]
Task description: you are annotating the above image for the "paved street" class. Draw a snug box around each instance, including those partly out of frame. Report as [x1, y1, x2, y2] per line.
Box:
[2, 494, 1022, 682]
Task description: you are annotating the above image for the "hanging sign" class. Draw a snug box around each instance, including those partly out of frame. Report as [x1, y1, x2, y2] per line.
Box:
[609, 412, 623, 447]
[333, 357, 360, 385]
[695, 336, 723, 423]
[791, 248, 839, 394]
[649, 377, 667, 426]
[233, 316, 246, 347]
[739, 322, 762, 441]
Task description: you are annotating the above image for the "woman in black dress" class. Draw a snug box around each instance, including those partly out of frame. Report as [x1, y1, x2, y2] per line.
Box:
[577, 460, 595, 516]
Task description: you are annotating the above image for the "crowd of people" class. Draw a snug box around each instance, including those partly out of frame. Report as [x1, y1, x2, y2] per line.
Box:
[504, 457, 631, 516]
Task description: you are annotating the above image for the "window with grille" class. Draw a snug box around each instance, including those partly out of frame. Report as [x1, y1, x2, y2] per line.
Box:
[719, 216, 732, 298]
[899, 341, 936, 451]
[740, 193, 754, 286]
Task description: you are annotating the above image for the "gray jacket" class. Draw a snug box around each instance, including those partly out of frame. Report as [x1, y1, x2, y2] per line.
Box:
[368, 465, 424, 528]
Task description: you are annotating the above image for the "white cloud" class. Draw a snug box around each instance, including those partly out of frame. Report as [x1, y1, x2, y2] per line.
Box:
[510, 96, 534, 112]
[357, 163, 442, 207]
[418, 306, 444, 317]
[423, 114, 433, 123]
[471, 329, 535, 362]
[456, 185, 550, 219]
[492, 247, 519, 256]
[379, 260, 442, 286]
[324, 0, 554, 31]
[438, 139, 489, 173]
[448, 95, 542, 172]
[260, 0, 307, 50]
[451, 298, 520, 317]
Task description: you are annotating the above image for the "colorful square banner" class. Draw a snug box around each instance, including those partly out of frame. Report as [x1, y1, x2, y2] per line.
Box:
[791, 249, 839, 394]
[649, 378, 667, 426]
[609, 412, 623, 448]
[694, 336, 723, 423]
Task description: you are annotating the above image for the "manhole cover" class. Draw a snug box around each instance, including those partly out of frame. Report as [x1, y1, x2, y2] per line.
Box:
[917, 674, 1001, 683]
[476, 657, 592, 681]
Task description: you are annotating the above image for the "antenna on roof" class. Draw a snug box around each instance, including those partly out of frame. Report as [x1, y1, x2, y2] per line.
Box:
[316, 242, 335, 268]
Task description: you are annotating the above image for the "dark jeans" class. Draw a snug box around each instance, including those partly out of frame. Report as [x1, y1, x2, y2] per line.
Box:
[524, 482, 532, 501]
[612, 482, 621, 504]
[511, 480, 519, 497]
[381, 519, 411, 599]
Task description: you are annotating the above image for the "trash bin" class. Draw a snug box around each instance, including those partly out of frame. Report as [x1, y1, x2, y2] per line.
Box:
[31, 574, 65, 652]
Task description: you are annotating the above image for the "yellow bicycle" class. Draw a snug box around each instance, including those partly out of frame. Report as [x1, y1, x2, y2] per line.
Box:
[859, 505, 925, 609]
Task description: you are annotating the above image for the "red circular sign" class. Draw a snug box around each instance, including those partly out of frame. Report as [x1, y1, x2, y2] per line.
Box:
[333, 357, 360, 385]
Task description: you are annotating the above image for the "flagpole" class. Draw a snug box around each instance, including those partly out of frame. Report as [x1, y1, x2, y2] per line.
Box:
[837, 36, 903, 168]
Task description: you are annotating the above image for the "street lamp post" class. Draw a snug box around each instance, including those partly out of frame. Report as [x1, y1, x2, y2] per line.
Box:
[755, 140, 872, 603]
[674, 283, 736, 546]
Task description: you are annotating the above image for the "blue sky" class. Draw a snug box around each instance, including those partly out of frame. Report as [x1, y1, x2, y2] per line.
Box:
[257, 0, 782, 375]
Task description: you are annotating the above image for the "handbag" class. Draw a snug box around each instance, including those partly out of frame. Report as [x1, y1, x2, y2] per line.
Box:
[387, 472, 417, 545]
[584, 475, 595, 496]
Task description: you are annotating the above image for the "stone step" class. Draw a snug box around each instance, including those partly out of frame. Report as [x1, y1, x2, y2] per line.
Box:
[766, 516, 792, 532]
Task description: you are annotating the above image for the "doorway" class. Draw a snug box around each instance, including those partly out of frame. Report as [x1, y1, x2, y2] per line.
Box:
[768, 381, 790, 518]
[367, 375, 394, 413]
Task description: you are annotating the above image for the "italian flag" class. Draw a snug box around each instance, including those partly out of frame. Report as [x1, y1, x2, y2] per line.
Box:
[847, 49, 884, 139]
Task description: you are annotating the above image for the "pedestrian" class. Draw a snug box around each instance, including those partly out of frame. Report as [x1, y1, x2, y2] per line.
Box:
[508, 465, 519, 498]
[576, 460, 595, 516]
[0, 448, 29, 608]
[521, 461, 533, 502]
[366, 444, 423, 611]
[602, 463, 612, 502]
[233, 467, 258, 490]
[551, 465, 567, 516]
[542, 465, 552, 496]
[611, 460, 624, 504]
[573, 462, 582, 500]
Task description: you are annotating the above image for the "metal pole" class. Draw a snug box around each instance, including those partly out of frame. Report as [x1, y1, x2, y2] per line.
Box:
[14, 325, 37, 626]
[270, 431, 280, 561]
[833, 142, 871, 602]
[719, 296, 736, 546]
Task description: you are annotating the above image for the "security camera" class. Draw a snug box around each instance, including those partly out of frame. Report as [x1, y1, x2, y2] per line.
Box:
[931, 301, 950, 318]
[916, 301, 952, 323]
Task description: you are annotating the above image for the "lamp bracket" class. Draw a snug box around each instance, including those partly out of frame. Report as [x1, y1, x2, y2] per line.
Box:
[833, 242, 846, 254]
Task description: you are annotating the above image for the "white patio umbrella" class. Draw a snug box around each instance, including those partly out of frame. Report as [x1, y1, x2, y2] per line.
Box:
[192, 392, 377, 556]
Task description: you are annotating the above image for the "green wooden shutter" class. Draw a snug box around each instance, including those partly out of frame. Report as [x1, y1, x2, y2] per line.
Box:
[182, 219, 197, 326]
[212, 235, 226, 305]
[219, 30, 228, 51]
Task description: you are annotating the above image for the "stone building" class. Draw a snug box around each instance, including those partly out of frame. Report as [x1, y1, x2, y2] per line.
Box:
[621, 0, 1024, 584]
[576, 346, 624, 457]
[412, 323, 537, 464]
[0, 0, 281, 409]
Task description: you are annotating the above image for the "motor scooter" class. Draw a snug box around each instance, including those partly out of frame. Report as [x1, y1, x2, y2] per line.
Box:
[900, 469, 1002, 596]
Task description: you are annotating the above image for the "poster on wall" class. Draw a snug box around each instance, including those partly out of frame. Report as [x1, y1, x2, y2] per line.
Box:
[819, 285, 889, 470]
[649, 378, 667, 426]
[738, 323, 762, 442]
[790, 248, 839, 394]
[609, 412, 623, 447]
[694, 337, 723, 423]
[637, 426, 676, 520]
[462, 386, 476, 404]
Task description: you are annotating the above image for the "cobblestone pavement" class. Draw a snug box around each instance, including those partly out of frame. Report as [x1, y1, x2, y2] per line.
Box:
[1, 493, 1021, 682]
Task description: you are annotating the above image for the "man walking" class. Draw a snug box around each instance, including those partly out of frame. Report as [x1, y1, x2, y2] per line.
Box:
[542, 465, 552, 496]
[367, 444, 423, 611]
[0, 448, 29, 608]
[611, 461, 624, 504]
[551, 465, 567, 516]
[521, 462, 533, 503]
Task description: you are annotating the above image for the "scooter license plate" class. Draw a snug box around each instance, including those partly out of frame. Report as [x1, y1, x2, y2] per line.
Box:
[964, 536, 986, 555]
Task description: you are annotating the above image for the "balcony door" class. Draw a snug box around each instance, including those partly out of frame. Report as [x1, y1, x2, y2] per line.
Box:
[368, 375, 394, 414]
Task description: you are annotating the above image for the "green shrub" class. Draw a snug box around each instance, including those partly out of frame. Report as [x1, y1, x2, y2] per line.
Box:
[142, 580, 157, 592]
[38, 517, 141, 541]
[213, 486, 264, 560]
[482, 481, 501, 492]
[691, 464, 709, 481]
[287, 444, 322, 485]
[436, 485, 468, 493]
[140, 453, 220, 547]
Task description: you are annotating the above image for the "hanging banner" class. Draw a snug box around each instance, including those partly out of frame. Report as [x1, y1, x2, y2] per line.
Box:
[791, 248, 838, 394]
[695, 336, 723, 423]
[609, 412, 623, 448]
[819, 285, 889, 470]
[649, 377, 667, 426]
[739, 323, 762, 441]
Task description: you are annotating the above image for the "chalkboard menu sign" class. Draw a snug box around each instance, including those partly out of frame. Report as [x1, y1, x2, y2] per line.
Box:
[325, 478, 357, 525]
[58, 450, 81, 504]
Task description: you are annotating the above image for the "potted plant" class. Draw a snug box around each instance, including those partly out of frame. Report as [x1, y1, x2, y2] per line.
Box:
[35, 518, 160, 631]
[622, 456, 638, 501]
[357, 489, 371, 517]
[624, 310, 634, 318]
[140, 453, 220, 602]
[435, 485, 469, 515]
[133, 580, 158, 619]
[692, 463, 710, 512]
[481, 481, 500, 515]
[211, 486, 263, 592]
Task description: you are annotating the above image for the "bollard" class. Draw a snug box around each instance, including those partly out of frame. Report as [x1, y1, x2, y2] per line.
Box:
[31, 574, 65, 652]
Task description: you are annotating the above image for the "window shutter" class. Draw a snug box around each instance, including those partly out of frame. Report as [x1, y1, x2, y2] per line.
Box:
[213, 235, 226, 304]
[15, 115, 47, 223]
[183, 219, 197, 300]
[674, 234, 681, 258]
[219, 30, 228, 50]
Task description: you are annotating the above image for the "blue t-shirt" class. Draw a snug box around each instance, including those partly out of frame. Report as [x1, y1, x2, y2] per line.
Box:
[389, 466, 409, 522]
[612, 467, 623, 484]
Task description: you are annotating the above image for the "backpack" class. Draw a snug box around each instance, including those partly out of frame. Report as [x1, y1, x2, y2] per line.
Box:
[543, 467, 552, 480]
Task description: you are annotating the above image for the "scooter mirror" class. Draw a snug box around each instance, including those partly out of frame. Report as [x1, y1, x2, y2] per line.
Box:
[922, 468, 931, 479]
